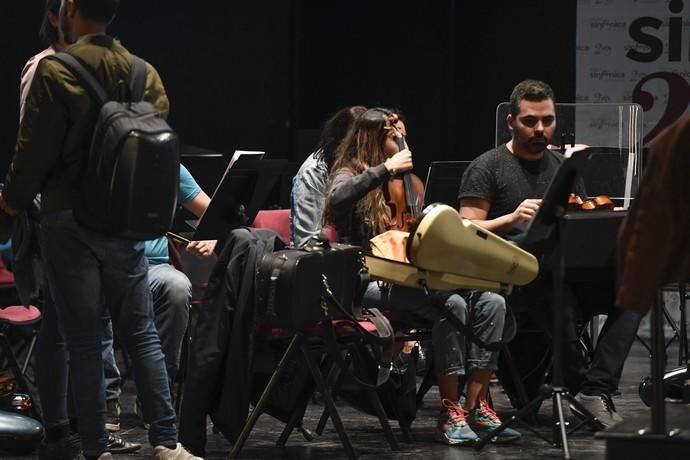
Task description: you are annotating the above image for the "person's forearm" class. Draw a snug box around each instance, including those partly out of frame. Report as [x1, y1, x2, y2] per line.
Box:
[466, 214, 517, 236]
[328, 164, 389, 215]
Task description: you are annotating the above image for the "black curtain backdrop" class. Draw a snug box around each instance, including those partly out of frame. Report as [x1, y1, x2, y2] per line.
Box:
[0, 0, 575, 195]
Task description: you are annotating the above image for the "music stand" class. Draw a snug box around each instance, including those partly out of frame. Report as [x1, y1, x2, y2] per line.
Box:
[518, 148, 590, 253]
[475, 148, 601, 459]
[193, 159, 287, 248]
[423, 161, 472, 207]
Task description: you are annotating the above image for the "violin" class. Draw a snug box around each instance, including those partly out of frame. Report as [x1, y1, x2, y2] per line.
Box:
[568, 193, 614, 211]
[383, 131, 424, 231]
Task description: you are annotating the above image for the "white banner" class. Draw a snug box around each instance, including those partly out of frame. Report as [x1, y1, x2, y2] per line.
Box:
[576, 0, 690, 144]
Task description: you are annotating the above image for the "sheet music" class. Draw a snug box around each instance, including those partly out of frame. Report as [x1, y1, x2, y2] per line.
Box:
[211, 150, 265, 198]
[563, 144, 589, 158]
[228, 150, 265, 169]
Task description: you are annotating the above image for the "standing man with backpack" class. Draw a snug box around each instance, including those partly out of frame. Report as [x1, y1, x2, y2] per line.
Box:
[0, 1, 201, 459]
[17, 0, 140, 456]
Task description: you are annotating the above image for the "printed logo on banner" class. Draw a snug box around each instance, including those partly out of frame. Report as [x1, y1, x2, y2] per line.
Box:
[594, 43, 613, 56]
[577, 0, 690, 143]
[590, 69, 626, 81]
[590, 17, 627, 30]
[576, 44, 591, 54]
[589, 117, 620, 130]
[668, 69, 690, 79]
[624, 42, 653, 55]
[592, 93, 613, 103]
[629, 69, 649, 82]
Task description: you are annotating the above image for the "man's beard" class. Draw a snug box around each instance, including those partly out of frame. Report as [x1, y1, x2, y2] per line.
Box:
[526, 135, 548, 153]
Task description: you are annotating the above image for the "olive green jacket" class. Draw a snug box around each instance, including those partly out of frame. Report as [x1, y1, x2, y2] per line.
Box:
[3, 34, 169, 213]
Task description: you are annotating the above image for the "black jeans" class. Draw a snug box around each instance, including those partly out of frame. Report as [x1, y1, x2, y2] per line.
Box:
[512, 276, 642, 396]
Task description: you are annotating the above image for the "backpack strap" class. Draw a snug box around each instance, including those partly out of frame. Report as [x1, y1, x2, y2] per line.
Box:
[50, 52, 108, 105]
[50, 53, 148, 104]
[128, 57, 147, 102]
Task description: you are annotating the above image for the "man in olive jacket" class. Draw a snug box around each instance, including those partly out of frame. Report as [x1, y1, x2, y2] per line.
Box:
[0, 1, 199, 459]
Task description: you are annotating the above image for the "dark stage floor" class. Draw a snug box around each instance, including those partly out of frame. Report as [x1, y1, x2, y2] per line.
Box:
[6, 340, 690, 460]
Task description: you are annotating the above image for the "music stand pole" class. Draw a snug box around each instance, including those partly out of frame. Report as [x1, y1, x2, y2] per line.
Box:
[550, 223, 573, 455]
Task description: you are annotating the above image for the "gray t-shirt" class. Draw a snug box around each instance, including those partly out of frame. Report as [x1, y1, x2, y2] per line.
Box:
[458, 144, 567, 236]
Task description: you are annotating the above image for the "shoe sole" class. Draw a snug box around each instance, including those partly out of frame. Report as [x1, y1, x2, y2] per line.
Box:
[105, 423, 120, 432]
[432, 432, 477, 446]
[108, 443, 142, 454]
[569, 405, 608, 431]
[470, 426, 522, 444]
[474, 430, 522, 444]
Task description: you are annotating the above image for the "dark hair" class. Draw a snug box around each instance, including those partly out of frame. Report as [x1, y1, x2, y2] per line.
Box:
[324, 107, 397, 236]
[39, 0, 60, 46]
[74, 0, 120, 23]
[509, 79, 555, 117]
[314, 105, 367, 172]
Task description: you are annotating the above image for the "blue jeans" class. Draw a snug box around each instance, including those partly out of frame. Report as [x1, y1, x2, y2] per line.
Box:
[148, 263, 191, 386]
[103, 319, 121, 402]
[39, 211, 177, 456]
[103, 263, 192, 394]
[37, 288, 117, 425]
[363, 282, 505, 375]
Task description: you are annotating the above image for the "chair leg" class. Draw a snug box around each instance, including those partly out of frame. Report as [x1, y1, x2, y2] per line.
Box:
[276, 379, 315, 446]
[363, 387, 400, 450]
[229, 334, 302, 459]
[317, 347, 403, 450]
[300, 339, 357, 460]
[316, 355, 347, 436]
[396, 417, 412, 444]
[0, 332, 42, 422]
[21, 333, 37, 378]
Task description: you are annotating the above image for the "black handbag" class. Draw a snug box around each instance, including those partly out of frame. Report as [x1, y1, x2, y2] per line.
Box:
[256, 238, 366, 330]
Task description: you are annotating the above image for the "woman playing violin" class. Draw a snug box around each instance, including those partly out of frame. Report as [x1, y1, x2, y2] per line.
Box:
[324, 108, 411, 246]
[324, 107, 521, 446]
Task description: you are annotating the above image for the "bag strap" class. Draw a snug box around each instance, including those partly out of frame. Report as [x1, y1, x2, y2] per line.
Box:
[50, 53, 148, 104]
[128, 57, 147, 102]
[264, 253, 288, 319]
[51, 52, 108, 105]
[320, 276, 394, 388]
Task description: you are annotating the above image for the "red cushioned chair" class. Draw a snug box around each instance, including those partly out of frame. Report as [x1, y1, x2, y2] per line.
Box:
[252, 210, 291, 246]
[0, 256, 42, 420]
[252, 209, 339, 247]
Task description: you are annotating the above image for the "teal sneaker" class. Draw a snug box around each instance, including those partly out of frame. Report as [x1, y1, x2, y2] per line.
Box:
[433, 399, 478, 445]
[467, 399, 522, 444]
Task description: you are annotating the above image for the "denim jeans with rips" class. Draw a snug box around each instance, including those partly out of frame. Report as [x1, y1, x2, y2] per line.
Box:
[362, 282, 506, 375]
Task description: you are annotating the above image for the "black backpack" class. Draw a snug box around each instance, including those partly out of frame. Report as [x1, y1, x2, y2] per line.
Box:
[50, 52, 179, 240]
